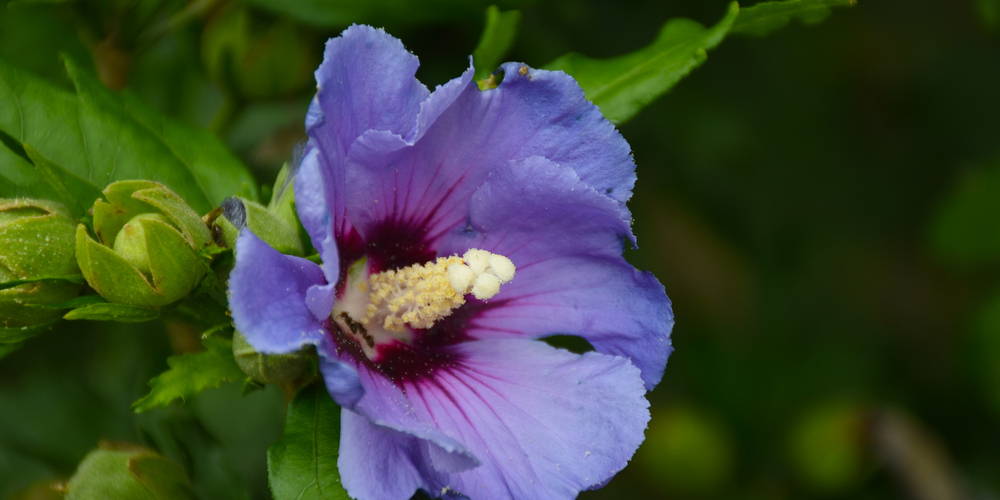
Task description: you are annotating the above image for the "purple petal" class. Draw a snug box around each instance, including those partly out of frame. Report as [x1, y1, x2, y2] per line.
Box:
[338, 339, 650, 500]
[438, 156, 673, 390]
[308, 25, 429, 165]
[331, 354, 481, 472]
[343, 62, 637, 249]
[339, 409, 434, 500]
[295, 149, 342, 288]
[229, 231, 330, 354]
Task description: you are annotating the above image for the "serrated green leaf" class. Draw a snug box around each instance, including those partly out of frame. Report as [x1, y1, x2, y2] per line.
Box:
[544, 3, 739, 124]
[268, 383, 349, 500]
[473, 5, 522, 81]
[132, 336, 244, 413]
[730, 0, 856, 37]
[63, 302, 160, 322]
[931, 161, 1000, 265]
[0, 56, 257, 214]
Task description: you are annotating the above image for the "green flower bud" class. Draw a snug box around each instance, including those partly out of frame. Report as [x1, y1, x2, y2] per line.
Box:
[64, 441, 194, 500]
[0, 199, 82, 328]
[232, 330, 310, 385]
[201, 5, 319, 100]
[216, 196, 303, 256]
[77, 181, 212, 307]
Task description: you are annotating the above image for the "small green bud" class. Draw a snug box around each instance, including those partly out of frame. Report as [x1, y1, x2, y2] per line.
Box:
[0, 199, 82, 328]
[65, 441, 194, 500]
[217, 196, 303, 256]
[113, 213, 172, 276]
[232, 330, 310, 385]
[77, 181, 212, 307]
[201, 6, 319, 100]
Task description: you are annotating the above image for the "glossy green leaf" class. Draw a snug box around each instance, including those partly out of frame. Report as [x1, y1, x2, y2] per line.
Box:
[24, 294, 106, 310]
[473, 5, 521, 81]
[931, 161, 1000, 265]
[0, 56, 257, 214]
[22, 143, 93, 217]
[0, 274, 84, 291]
[268, 383, 349, 500]
[0, 320, 56, 344]
[545, 3, 739, 124]
[63, 302, 160, 322]
[132, 336, 244, 413]
[730, 0, 856, 37]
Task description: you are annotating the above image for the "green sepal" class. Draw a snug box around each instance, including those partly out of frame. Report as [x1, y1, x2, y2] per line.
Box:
[76, 224, 169, 306]
[242, 378, 266, 397]
[243, 200, 303, 256]
[0, 198, 82, 328]
[133, 185, 213, 248]
[268, 162, 299, 231]
[143, 217, 207, 302]
[232, 330, 310, 385]
[131, 336, 245, 413]
[65, 443, 194, 500]
[79, 181, 211, 307]
[218, 197, 303, 256]
[268, 383, 350, 500]
[63, 302, 160, 322]
[128, 454, 198, 500]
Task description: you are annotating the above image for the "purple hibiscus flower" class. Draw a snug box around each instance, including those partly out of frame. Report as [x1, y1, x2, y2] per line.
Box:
[229, 24, 673, 500]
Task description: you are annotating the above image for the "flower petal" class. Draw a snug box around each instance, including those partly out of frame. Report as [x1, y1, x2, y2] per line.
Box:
[338, 339, 650, 500]
[295, 149, 342, 288]
[438, 156, 673, 390]
[308, 24, 429, 161]
[331, 355, 481, 474]
[229, 230, 331, 354]
[343, 62, 637, 250]
[339, 409, 444, 500]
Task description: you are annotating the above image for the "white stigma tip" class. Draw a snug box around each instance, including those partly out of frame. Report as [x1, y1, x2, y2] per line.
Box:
[447, 263, 475, 293]
[488, 254, 515, 283]
[463, 249, 491, 275]
[472, 273, 502, 300]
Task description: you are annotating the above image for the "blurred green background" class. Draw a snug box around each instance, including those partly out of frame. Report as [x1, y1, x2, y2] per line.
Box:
[3, 0, 1000, 499]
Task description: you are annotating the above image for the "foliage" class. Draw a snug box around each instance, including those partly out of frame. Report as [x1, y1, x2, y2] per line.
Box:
[132, 337, 245, 413]
[0, 56, 257, 214]
[10, 1, 999, 500]
[267, 383, 349, 500]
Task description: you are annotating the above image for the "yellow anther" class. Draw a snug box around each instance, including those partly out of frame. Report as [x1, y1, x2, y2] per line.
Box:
[362, 249, 516, 333]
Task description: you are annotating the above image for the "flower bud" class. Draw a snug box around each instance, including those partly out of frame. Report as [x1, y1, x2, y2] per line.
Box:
[201, 5, 319, 100]
[0, 199, 82, 328]
[77, 181, 212, 307]
[63, 441, 193, 500]
[232, 330, 310, 385]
